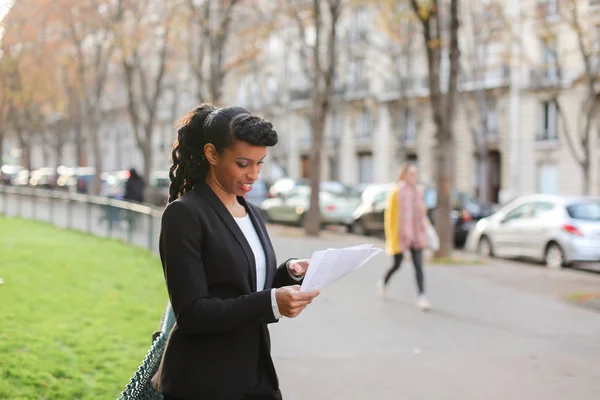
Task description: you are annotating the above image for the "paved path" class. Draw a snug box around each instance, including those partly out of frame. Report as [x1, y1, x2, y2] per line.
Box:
[3, 191, 600, 399]
[267, 226, 600, 400]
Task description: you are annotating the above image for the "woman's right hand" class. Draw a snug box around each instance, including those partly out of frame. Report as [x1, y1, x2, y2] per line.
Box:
[275, 285, 320, 318]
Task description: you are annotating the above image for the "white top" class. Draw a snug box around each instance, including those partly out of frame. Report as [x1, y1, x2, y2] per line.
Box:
[234, 214, 267, 291]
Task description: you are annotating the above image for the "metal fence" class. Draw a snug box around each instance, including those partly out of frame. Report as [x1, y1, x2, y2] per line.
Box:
[0, 184, 174, 399]
[0, 185, 164, 252]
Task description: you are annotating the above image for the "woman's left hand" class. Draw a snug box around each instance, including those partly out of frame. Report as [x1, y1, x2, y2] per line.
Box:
[288, 259, 310, 278]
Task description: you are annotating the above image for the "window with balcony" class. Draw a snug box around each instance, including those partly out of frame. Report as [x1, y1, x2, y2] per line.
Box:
[537, 0, 558, 18]
[537, 164, 558, 194]
[266, 73, 277, 104]
[404, 108, 416, 143]
[301, 118, 312, 146]
[348, 58, 367, 92]
[537, 100, 558, 141]
[358, 107, 371, 138]
[330, 110, 343, 140]
[542, 35, 558, 79]
[486, 99, 498, 136]
[351, 7, 368, 41]
[357, 152, 373, 184]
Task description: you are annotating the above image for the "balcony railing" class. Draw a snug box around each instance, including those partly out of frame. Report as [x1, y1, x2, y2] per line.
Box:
[530, 68, 561, 89]
[289, 88, 310, 101]
[535, 130, 558, 142]
[459, 65, 510, 89]
[346, 79, 369, 94]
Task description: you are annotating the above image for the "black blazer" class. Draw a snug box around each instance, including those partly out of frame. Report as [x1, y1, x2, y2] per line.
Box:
[158, 182, 300, 400]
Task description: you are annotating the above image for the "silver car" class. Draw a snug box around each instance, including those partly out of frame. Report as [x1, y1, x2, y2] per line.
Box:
[261, 186, 361, 227]
[467, 194, 600, 269]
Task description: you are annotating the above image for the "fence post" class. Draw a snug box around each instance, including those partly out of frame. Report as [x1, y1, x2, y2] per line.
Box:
[67, 196, 73, 229]
[147, 213, 154, 251]
[17, 192, 22, 217]
[2, 189, 7, 216]
[32, 190, 37, 220]
[127, 211, 134, 243]
[87, 198, 92, 234]
[49, 194, 54, 225]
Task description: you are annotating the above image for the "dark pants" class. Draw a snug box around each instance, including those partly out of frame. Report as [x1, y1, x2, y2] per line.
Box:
[163, 341, 281, 400]
[383, 248, 425, 295]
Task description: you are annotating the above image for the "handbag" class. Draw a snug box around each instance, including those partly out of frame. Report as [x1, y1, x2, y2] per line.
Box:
[424, 218, 440, 252]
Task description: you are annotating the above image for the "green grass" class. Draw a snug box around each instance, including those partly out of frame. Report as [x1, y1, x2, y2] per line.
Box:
[428, 256, 487, 265]
[0, 217, 168, 399]
[564, 292, 600, 303]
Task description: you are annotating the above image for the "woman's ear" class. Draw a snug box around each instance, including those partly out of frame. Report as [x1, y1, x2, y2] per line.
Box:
[204, 143, 218, 166]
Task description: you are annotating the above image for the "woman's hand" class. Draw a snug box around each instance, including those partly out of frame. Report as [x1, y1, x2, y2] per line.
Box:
[275, 285, 320, 318]
[288, 259, 310, 278]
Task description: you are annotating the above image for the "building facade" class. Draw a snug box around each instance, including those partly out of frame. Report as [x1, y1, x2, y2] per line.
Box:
[222, 0, 600, 203]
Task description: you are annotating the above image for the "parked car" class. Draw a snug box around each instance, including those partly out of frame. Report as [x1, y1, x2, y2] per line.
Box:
[12, 170, 31, 186]
[260, 185, 361, 227]
[0, 165, 24, 185]
[425, 186, 494, 247]
[245, 178, 270, 206]
[350, 183, 492, 248]
[349, 183, 396, 235]
[56, 166, 96, 193]
[29, 168, 57, 188]
[268, 178, 360, 199]
[467, 194, 600, 269]
[147, 170, 170, 206]
[268, 178, 300, 198]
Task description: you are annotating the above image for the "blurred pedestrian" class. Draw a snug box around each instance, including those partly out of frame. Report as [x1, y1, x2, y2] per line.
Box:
[124, 168, 144, 203]
[153, 104, 320, 400]
[379, 162, 431, 311]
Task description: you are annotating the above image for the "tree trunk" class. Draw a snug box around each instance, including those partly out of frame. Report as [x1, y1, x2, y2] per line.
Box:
[305, 108, 326, 235]
[90, 123, 103, 196]
[582, 159, 590, 196]
[435, 135, 455, 257]
[55, 143, 64, 171]
[0, 131, 4, 167]
[475, 138, 489, 205]
[17, 135, 32, 171]
[142, 140, 153, 203]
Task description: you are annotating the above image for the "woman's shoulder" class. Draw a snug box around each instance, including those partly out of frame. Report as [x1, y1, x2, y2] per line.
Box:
[163, 190, 204, 219]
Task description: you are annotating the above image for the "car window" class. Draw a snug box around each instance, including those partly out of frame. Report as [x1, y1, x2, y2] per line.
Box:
[503, 203, 532, 221]
[566, 201, 600, 221]
[423, 187, 436, 209]
[373, 191, 389, 207]
[532, 202, 555, 218]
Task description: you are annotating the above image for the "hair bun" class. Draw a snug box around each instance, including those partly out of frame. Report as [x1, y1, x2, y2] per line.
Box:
[232, 114, 278, 147]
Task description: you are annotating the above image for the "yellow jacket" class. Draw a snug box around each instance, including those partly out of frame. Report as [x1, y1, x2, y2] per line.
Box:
[384, 184, 428, 255]
[384, 187, 401, 255]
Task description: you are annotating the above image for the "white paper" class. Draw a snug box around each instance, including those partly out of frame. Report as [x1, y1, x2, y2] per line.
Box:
[299, 244, 384, 292]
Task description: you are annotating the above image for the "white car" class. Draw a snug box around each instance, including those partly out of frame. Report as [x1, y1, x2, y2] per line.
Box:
[261, 186, 361, 227]
[467, 194, 600, 269]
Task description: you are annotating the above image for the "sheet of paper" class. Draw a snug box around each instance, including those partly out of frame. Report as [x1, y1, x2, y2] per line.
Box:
[299, 245, 384, 292]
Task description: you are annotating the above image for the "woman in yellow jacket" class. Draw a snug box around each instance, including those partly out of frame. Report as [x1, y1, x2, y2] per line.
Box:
[380, 162, 430, 311]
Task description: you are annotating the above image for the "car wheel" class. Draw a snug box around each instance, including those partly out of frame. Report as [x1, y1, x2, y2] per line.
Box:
[477, 235, 494, 258]
[351, 220, 367, 236]
[545, 242, 565, 270]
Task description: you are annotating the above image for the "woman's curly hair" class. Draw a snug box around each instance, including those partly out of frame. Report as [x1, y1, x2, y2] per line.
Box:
[168, 104, 278, 203]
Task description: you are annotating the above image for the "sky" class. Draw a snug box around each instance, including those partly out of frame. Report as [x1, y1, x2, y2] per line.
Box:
[0, 0, 12, 22]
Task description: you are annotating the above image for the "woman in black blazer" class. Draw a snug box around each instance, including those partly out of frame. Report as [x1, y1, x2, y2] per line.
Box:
[156, 104, 320, 400]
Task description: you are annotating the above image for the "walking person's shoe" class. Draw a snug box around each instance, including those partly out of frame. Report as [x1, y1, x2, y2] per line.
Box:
[417, 295, 430, 311]
[377, 279, 388, 299]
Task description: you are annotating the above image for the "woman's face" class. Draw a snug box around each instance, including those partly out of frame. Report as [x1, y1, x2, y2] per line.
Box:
[207, 140, 266, 197]
[404, 166, 418, 186]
